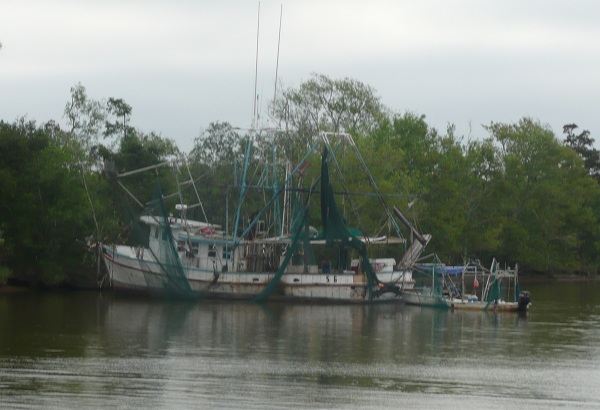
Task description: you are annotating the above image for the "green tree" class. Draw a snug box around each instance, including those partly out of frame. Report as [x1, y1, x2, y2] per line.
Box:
[64, 83, 138, 166]
[485, 118, 597, 273]
[458, 138, 505, 260]
[104, 97, 134, 142]
[190, 121, 241, 166]
[0, 119, 97, 285]
[416, 132, 471, 260]
[64, 82, 107, 158]
[563, 123, 600, 181]
[106, 131, 181, 220]
[350, 112, 438, 241]
[272, 74, 387, 147]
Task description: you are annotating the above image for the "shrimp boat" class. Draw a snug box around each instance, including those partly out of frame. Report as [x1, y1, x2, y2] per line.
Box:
[401, 255, 531, 312]
[101, 132, 429, 302]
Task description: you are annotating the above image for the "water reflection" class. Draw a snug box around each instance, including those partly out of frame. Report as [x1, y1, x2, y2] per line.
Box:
[1, 281, 600, 408]
[0, 288, 589, 362]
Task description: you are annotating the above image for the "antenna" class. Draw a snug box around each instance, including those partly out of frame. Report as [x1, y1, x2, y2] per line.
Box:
[252, 2, 261, 128]
[272, 4, 283, 106]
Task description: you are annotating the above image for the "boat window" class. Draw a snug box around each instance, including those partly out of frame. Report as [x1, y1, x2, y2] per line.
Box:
[208, 244, 216, 257]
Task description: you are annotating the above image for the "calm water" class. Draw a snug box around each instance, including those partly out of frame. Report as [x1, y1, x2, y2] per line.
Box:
[1, 280, 599, 409]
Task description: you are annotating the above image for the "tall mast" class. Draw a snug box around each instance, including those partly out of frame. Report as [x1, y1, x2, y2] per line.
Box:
[273, 4, 283, 106]
[252, 2, 261, 128]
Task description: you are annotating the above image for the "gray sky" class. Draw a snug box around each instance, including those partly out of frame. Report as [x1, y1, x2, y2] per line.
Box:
[1, 0, 599, 152]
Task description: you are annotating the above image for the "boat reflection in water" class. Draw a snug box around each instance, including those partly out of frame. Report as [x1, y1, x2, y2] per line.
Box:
[2, 286, 599, 409]
[96, 293, 528, 362]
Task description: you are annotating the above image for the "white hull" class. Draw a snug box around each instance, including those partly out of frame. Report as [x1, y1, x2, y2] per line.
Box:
[102, 245, 414, 303]
[446, 298, 528, 312]
[402, 290, 529, 312]
[401, 289, 446, 308]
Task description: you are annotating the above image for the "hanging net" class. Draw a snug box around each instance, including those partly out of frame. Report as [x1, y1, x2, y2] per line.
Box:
[130, 184, 195, 299]
[252, 205, 310, 302]
[253, 148, 383, 302]
[319, 149, 381, 301]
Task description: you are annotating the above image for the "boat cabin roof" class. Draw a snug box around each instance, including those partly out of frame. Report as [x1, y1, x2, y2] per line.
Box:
[256, 235, 406, 245]
[139, 215, 221, 229]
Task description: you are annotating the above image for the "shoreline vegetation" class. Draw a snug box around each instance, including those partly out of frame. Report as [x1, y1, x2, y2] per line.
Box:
[2, 76, 600, 289]
[520, 273, 600, 283]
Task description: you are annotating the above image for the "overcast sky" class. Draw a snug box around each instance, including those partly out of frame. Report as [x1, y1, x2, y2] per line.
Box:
[1, 0, 599, 152]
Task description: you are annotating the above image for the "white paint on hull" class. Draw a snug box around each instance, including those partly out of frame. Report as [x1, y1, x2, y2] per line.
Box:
[102, 244, 411, 303]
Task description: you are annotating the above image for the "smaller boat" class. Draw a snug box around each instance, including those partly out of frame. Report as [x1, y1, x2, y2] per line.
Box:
[402, 256, 531, 312]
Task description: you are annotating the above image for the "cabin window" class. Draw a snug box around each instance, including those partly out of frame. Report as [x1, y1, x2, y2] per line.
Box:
[222, 246, 232, 260]
[208, 244, 216, 257]
[153, 227, 159, 239]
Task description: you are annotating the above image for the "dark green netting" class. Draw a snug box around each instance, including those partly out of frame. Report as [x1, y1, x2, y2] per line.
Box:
[319, 149, 381, 301]
[290, 190, 316, 268]
[484, 278, 501, 310]
[252, 205, 310, 302]
[132, 184, 195, 298]
[253, 148, 383, 302]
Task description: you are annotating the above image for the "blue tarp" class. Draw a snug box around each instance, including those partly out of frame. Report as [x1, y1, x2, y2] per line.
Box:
[415, 264, 467, 276]
[444, 266, 466, 275]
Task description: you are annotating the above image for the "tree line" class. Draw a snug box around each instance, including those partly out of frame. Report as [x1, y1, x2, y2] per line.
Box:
[1, 75, 599, 287]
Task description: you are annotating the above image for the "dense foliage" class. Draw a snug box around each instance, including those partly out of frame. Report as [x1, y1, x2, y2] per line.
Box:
[1, 76, 599, 286]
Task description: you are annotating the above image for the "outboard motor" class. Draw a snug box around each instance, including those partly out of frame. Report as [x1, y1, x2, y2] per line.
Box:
[518, 291, 531, 311]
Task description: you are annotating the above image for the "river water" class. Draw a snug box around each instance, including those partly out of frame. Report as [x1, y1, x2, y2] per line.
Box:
[1, 280, 599, 409]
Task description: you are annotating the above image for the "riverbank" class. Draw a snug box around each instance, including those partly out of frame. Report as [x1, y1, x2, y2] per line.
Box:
[520, 273, 600, 283]
[0, 285, 32, 294]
